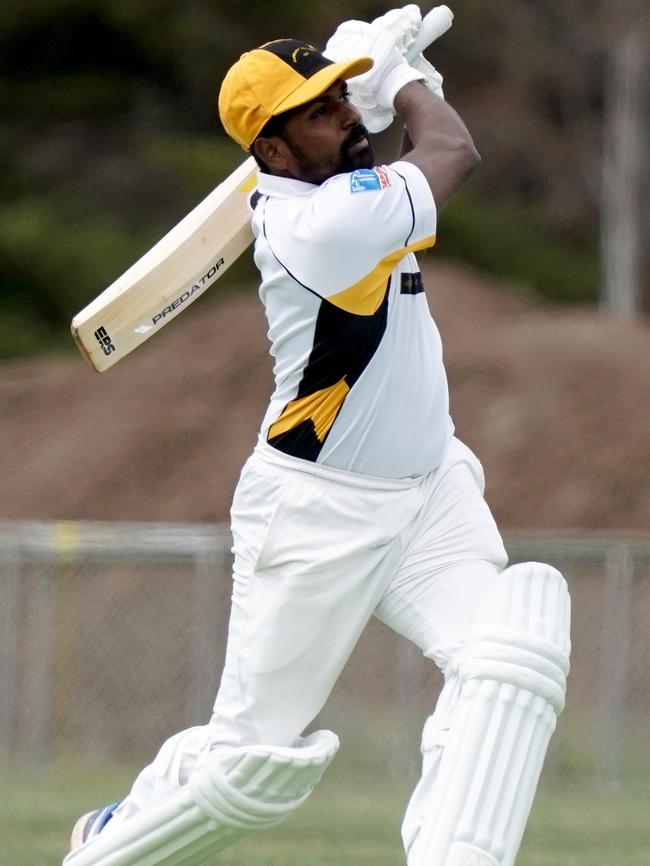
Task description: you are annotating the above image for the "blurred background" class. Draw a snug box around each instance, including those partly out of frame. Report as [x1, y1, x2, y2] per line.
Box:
[0, 1, 649, 864]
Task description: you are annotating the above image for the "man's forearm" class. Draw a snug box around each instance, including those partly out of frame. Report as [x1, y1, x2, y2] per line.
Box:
[394, 81, 480, 207]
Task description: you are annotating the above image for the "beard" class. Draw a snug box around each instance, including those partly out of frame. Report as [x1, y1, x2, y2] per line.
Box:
[337, 122, 374, 173]
[285, 122, 374, 185]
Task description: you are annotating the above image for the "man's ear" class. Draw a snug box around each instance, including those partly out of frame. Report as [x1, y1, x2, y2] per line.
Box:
[253, 136, 290, 173]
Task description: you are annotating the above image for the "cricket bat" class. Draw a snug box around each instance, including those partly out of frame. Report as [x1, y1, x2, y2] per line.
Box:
[71, 5, 454, 372]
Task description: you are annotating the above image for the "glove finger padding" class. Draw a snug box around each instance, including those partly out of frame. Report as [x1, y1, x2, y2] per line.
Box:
[370, 4, 422, 55]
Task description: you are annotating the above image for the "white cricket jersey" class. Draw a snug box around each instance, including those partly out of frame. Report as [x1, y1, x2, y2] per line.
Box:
[250, 160, 454, 479]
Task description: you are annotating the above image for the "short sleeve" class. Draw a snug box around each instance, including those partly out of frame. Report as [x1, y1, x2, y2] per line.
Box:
[263, 161, 436, 302]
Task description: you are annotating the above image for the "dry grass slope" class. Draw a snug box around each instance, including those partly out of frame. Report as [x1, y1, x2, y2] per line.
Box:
[1, 262, 648, 530]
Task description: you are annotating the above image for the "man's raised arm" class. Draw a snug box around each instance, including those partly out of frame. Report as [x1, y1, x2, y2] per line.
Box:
[395, 81, 480, 208]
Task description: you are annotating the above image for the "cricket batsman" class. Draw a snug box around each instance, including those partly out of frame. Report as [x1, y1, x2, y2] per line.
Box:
[64, 6, 571, 866]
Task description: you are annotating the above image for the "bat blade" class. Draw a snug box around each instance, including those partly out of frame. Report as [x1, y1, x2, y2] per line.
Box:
[71, 156, 257, 372]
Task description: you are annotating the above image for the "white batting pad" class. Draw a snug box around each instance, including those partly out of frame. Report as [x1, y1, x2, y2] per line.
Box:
[411, 563, 571, 866]
[62, 729, 339, 866]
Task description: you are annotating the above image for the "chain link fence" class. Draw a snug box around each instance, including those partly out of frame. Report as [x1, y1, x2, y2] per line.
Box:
[1, 520, 649, 790]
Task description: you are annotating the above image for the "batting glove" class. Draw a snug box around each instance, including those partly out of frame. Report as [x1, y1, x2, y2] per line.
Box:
[371, 6, 445, 100]
[351, 46, 445, 132]
[324, 20, 425, 130]
[410, 51, 444, 99]
[369, 4, 422, 55]
[353, 4, 429, 131]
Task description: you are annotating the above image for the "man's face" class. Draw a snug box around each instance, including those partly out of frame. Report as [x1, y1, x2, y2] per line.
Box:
[271, 80, 374, 184]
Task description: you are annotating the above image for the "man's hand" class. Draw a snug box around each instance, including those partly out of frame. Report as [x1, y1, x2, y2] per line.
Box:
[325, 5, 447, 134]
[370, 4, 422, 55]
[324, 20, 425, 132]
[371, 6, 445, 102]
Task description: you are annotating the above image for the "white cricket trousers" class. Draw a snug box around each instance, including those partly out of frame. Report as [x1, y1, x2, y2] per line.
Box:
[111, 436, 508, 849]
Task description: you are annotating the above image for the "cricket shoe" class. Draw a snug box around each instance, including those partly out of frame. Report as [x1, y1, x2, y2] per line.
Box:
[69, 801, 120, 850]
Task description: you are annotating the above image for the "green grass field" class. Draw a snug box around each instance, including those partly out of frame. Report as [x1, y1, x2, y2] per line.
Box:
[2, 759, 649, 866]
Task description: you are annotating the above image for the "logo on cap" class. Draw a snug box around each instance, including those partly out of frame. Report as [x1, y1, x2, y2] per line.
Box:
[291, 44, 316, 65]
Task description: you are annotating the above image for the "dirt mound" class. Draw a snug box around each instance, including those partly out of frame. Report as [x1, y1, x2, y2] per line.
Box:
[1, 262, 648, 530]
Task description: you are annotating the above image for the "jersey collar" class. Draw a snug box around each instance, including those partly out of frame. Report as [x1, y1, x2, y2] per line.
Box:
[256, 171, 318, 199]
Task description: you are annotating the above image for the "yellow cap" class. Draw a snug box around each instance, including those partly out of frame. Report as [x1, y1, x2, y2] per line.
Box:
[218, 39, 373, 150]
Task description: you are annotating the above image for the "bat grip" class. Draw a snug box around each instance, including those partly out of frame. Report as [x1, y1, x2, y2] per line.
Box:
[407, 5, 454, 59]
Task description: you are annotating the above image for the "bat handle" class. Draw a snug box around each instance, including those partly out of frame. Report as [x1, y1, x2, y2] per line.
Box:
[407, 5, 454, 59]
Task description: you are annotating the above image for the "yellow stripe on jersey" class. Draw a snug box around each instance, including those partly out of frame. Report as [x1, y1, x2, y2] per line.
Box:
[326, 234, 436, 315]
[268, 377, 350, 443]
